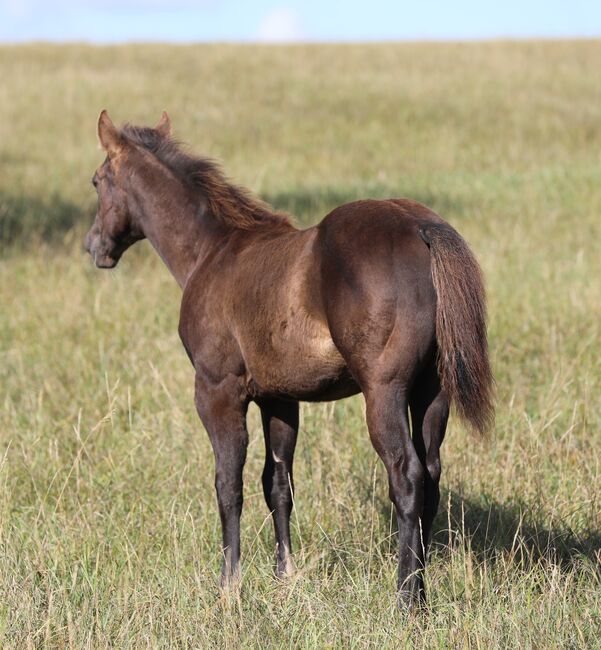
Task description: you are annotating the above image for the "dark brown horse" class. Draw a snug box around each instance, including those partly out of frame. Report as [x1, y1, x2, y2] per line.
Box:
[85, 111, 493, 608]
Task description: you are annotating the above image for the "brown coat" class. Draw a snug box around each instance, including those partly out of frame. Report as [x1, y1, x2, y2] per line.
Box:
[85, 111, 493, 609]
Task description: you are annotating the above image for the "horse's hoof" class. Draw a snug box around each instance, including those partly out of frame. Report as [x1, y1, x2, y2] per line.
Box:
[397, 588, 427, 614]
[275, 556, 295, 579]
[219, 568, 242, 600]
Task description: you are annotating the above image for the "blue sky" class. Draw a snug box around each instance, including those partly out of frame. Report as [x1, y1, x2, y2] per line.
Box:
[1, 0, 600, 42]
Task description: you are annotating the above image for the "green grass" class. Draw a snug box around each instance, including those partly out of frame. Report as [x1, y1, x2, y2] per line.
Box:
[1, 41, 600, 647]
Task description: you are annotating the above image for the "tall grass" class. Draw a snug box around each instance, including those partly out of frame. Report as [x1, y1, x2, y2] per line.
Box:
[0, 41, 600, 647]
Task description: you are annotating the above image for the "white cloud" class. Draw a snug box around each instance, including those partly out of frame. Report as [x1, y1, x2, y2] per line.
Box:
[256, 6, 305, 42]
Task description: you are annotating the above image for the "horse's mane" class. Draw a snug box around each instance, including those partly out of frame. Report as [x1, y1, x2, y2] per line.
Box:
[121, 125, 293, 232]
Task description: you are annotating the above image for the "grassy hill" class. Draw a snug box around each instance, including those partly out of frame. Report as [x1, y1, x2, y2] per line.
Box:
[0, 41, 599, 647]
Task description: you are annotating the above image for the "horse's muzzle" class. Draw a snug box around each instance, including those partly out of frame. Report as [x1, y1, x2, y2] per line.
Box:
[84, 231, 118, 268]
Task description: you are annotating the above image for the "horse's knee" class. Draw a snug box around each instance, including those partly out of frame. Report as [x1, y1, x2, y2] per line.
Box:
[215, 469, 243, 513]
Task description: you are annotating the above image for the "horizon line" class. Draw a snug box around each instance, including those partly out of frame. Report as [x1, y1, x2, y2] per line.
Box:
[1, 34, 600, 46]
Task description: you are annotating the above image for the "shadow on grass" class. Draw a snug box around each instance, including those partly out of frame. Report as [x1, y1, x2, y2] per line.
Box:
[0, 192, 89, 250]
[429, 489, 601, 570]
[264, 184, 466, 228]
[367, 485, 600, 572]
[314, 485, 600, 584]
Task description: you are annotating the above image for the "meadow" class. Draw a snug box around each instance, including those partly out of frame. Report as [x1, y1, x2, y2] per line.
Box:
[0, 41, 600, 647]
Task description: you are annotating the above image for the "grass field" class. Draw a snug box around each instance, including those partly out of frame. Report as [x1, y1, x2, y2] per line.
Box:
[0, 41, 600, 647]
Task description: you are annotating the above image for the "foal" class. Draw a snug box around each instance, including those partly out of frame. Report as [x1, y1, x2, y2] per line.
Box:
[85, 111, 493, 608]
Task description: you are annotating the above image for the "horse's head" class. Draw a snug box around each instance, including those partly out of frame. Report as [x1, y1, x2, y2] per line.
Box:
[84, 110, 171, 268]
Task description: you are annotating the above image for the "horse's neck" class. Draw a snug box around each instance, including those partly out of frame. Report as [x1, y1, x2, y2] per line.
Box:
[130, 172, 218, 288]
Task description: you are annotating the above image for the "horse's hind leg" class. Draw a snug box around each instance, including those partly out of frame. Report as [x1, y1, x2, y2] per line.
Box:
[410, 364, 449, 554]
[259, 398, 299, 577]
[363, 382, 426, 607]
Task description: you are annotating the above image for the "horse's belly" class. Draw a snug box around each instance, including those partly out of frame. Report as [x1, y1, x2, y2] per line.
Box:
[242, 324, 357, 401]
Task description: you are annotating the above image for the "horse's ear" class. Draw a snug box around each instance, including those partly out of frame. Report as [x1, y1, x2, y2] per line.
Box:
[97, 110, 123, 156]
[155, 110, 172, 138]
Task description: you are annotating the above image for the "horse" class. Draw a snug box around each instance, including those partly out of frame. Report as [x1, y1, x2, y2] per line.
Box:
[84, 110, 493, 609]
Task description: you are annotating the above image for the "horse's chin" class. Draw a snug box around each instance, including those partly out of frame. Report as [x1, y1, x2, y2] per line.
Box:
[93, 253, 119, 268]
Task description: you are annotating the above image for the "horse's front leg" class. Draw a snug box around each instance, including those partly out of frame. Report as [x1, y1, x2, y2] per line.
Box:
[194, 372, 249, 591]
[258, 398, 299, 577]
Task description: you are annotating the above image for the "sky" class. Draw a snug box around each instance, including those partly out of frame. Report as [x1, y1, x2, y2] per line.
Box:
[1, 0, 600, 43]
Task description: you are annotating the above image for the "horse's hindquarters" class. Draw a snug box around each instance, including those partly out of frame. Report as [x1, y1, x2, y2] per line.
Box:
[317, 200, 438, 389]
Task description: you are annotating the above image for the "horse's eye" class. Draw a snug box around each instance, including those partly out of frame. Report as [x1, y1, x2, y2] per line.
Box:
[92, 177, 98, 188]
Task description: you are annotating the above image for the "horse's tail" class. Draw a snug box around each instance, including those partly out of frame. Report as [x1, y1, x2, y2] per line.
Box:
[418, 222, 494, 435]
